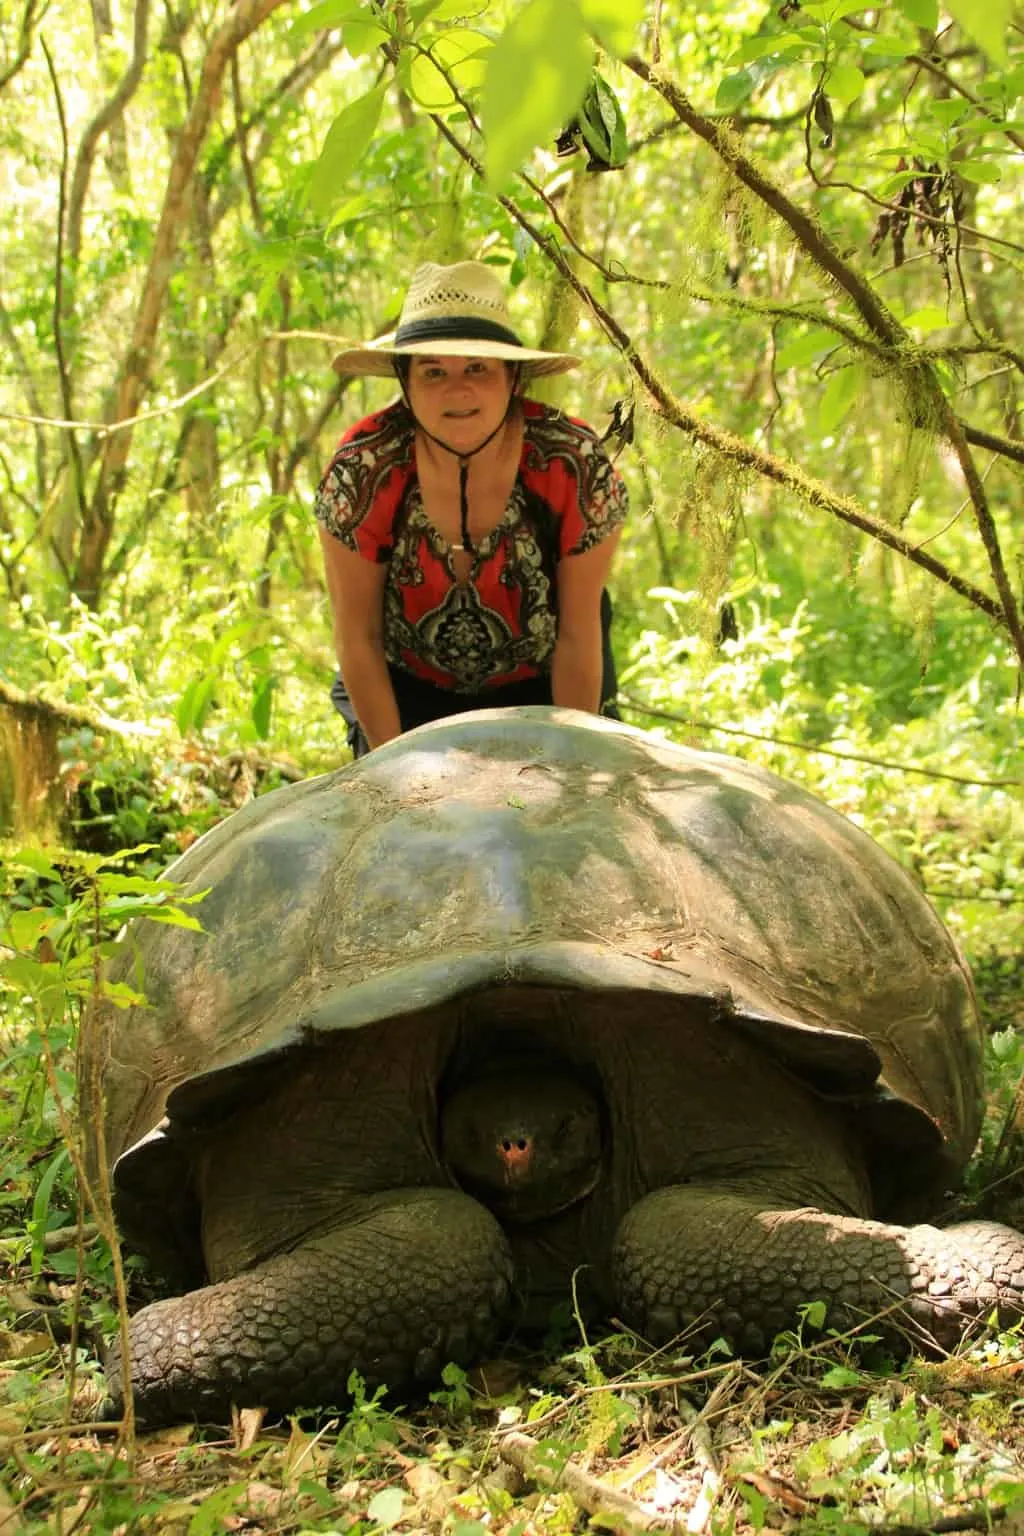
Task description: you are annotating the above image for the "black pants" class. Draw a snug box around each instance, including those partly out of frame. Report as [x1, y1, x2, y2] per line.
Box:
[331, 591, 619, 758]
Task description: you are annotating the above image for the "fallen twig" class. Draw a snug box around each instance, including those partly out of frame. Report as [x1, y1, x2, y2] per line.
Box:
[497, 1428, 673, 1533]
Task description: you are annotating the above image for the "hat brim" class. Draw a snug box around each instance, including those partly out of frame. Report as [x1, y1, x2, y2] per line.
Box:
[332, 335, 579, 379]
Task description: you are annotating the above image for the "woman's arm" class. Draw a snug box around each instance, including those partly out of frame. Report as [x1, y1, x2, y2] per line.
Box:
[318, 527, 402, 749]
[551, 527, 623, 714]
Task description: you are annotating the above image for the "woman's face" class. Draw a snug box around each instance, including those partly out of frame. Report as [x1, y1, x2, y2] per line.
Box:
[405, 355, 516, 453]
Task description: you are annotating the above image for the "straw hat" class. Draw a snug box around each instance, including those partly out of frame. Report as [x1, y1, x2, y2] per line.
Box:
[331, 261, 579, 379]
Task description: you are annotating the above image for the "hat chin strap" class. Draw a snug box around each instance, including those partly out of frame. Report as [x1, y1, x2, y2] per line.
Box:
[399, 369, 520, 555]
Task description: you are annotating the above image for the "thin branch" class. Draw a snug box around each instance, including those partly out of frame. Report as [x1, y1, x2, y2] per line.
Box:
[907, 50, 1024, 155]
[0, 288, 49, 494]
[39, 36, 87, 529]
[623, 54, 1024, 664]
[617, 697, 1022, 787]
[428, 115, 1005, 628]
[960, 421, 1024, 467]
[0, 340, 264, 435]
[499, 1430, 664, 1534]
[67, 0, 152, 263]
[0, 0, 45, 92]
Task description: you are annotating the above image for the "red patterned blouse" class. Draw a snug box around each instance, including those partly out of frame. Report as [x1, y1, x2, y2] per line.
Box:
[315, 398, 628, 694]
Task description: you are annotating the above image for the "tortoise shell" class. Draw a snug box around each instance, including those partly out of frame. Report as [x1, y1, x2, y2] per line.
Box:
[92, 708, 981, 1258]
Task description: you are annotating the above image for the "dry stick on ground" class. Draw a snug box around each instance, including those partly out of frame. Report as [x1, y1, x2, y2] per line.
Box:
[623, 54, 1024, 669]
[498, 1430, 669, 1534]
[427, 115, 1004, 630]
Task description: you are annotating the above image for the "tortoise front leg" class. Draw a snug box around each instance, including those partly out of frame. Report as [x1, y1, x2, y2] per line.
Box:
[613, 1186, 1024, 1352]
[107, 1189, 512, 1425]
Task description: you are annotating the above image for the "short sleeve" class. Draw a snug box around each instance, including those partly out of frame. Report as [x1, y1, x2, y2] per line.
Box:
[314, 404, 414, 563]
[520, 406, 628, 560]
[559, 429, 629, 558]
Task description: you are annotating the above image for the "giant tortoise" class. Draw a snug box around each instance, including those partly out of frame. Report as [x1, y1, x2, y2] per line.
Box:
[92, 707, 1024, 1423]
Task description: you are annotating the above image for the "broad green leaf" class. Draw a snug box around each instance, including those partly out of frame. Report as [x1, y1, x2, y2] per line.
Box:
[176, 673, 217, 734]
[576, 0, 645, 56]
[409, 0, 488, 27]
[0, 955, 63, 999]
[98, 978, 149, 1007]
[955, 159, 1002, 184]
[251, 675, 275, 740]
[775, 324, 837, 370]
[903, 305, 950, 332]
[818, 362, 864, 434]
[945, 0, 1011, 63]
[860, 32, 913, 58]
[826, 63, 865, 103]
[801, 0, 870, 21]
[716, 68, 758, 111]
[728, 33, 801, 64]
[290, 0, 363, 41]
[5, 849, 60, 879]
[4, 909, 57, 951]
[820, 1365, 864, 1389]
[327, 191, 373, 232]
[894, 0, 937, 25]
[408, 28, 492, 112]
[342, 18, 390, 57]
[716, 55, 793, 111]
[483, 0, 592, 190]
[926, 96, 970, 127]
[308, 85, 387, 215]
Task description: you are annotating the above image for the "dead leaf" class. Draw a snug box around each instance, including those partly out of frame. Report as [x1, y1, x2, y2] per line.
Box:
[0, 1330, 53, 1362]
[138, 1422, 196, 1451]
[740, 1469, 816, 1515]
[404, 1461, 452, 1520]
[469, 1357, 525, 1397]
[283, 1421, 333, 1486]
[233, 1404, 267, 1451]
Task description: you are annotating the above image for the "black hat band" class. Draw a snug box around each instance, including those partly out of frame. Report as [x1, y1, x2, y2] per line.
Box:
[393, 316, 524, 348]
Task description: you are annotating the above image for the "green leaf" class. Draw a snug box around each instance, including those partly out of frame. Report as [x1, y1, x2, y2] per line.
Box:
[801, 0, 870, 21]
[409, 0, 487, 25]
[728, 33, 801, 64]
[818, 363, 864, 434]
[820, 1365, 864, 1388]
[251, 675, 275, 740]
[860, 32, 913, 58]
[575, 0, 645, 56]
[5, 849, 61, 879]
[308, 85, 387, 216]
[176, 674, 217, 734]
[774, 324, 835, 370]
[408, 28, 492, 112]
[342, 18, 390, 56]
[718, 50, 803, 109]
[903, 305, 949, 333]
[926, 96, 970, 127]
[956, 159, 1002, 184]
[290, 0, 363, 41]
[98, 978, 149, 1007]
[366, 1488, 404, 1528]
[483, 0, 592, 190]
[946, 0, 1011, 63]
[826, 63, 865, 104]
[893, 0, 937, 25]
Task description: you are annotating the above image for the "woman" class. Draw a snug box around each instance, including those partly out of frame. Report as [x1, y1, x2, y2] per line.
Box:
[315, 260, 627, 756]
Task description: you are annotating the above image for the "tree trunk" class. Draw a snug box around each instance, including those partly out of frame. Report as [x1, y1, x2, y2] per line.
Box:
[73, 0, 291, 606]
